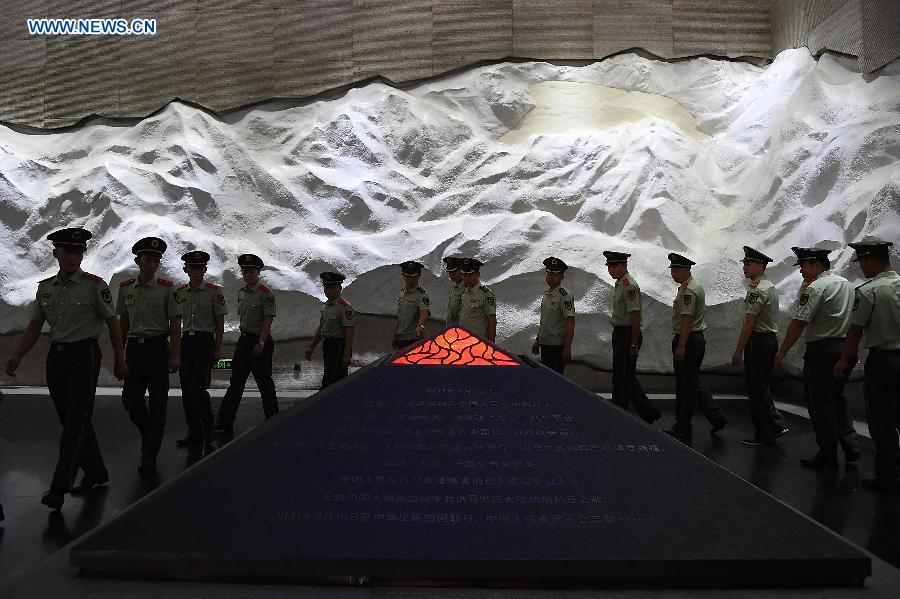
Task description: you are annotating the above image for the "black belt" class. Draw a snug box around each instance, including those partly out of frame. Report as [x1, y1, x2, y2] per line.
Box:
[807, 337, 845, 345]
[183, 331, 214, 338]
[750, 331, 777, 336]
[50, 338, 98, 352]
[128, 334, 167, 344]
[870, 348, 900, 354]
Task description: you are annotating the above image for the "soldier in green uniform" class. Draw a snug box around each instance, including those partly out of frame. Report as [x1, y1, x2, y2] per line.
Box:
[444, 256, 464, 326]
[175, 250, 227, 447]
[834, 240, 900, 493]
[5, 228, 126, 510]
[458, 258, 497, 341]
[118, 236, 183, 473]
[393, 261, 430, 350]
[305, 272, 355, 388]
[604, 251, 660, 423]
[531, 256, 575, 374]
[216, 254, 278, 435]
[731, 246, 789, 446]
[775, 246, 859, 469]
[663, 253, 728, 442]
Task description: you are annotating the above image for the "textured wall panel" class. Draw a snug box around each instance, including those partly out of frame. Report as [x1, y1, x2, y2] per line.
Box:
[593, 0, 673, 58]
[674, 0, 771, 58]
[808, 0, 861, 56]
[352, 0, 434, 82]
[0, 67, 45, 126]
[860, 0, 900, 72]
[433, 0, 513, 73]
[513, 0, 594, 59]
[2, 0, 783, 127]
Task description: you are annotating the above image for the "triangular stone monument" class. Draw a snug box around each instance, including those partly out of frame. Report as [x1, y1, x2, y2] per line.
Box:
[71, 326, 870, 587]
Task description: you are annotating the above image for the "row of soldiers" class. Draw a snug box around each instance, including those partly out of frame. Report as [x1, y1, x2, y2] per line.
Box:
[4, 228, 899, 513]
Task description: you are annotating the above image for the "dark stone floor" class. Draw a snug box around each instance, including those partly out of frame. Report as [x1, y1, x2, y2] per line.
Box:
[0, 385, 898, 591]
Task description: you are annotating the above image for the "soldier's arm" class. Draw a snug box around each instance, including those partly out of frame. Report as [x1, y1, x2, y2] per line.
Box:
[416, 307, 428, 332]
[213, 314, 225, 362]
[168, 316, 182, 371]
[562, 317, 574, 361]
[674, 315, 693, 361]
[259, 315, 273, 345]
[732, 314, 758, 364]
[105, 316, 127, 380]
[342, 326, 354, 366]
[305, 325, 322, 360]
[119, 313, 130, 344]
[834, 324, 864, 380]
[5, 320, 44, 377]
[486, 314, 497, 342]
[774, 319, 807, 368]
[629, 310, 641, 348]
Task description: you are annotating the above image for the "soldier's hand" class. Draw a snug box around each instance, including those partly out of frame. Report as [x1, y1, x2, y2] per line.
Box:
[114, 359, 128, 380]
[562, 347, 571, 362]
[833, 359, 849, 380]
[4, 357, 20, 377]
[341, 354, 351, 367]
[774, 351, 784, 369]
[304, 347, 313, 361]
[252, 342, 263, 357]
[168, 354, 180, 373]
[629, 345, 639, 359]
[674, 347, 686, 362]
[531, 341, 539, 355]
[212, 349, 220, 364]
[731, 351, 742, 366]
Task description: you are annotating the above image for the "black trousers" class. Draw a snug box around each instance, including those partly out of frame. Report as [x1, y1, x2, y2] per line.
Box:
[218, 333, 278, 426]
[322, 337, 348, 389]
[673, 331, 727, 434]
[864, 350, 900, 479]
[611, 327, 660, 423]
[744, 331, 787, 443]
[122, 335, 170, 460]
[46, 338, 107, 492]
[803, 339, 858, 459]
[540, 344, 565, 374]
[179, 332, 215, 440]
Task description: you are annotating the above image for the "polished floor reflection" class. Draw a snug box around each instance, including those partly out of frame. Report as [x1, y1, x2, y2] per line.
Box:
[1, 388, 898, 587]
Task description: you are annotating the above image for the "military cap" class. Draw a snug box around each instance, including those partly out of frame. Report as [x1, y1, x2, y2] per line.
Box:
[182, 250, 211, 265]
[459, 257, 484, 274]
[791, 246, 830, 265]
[443, 256, 462, 272]
[320, 271, 346, 286]
[47, 227, 91, 249]
[543, 256, 568, 273]
[401, 260, 424, 276]
[238, 254, 264, 269]
[132, 236, 167, 256]
[668, 253, 695, 268]
[742, 246, 772, 264]
[603, 250, 630, 265]
[848, 239, 893, 262]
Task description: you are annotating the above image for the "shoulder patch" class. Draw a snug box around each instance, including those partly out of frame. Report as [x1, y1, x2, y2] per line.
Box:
[627, 288, 637, 301]
[82, 272, 102, 283]
[559, 287, 568, 296]
[157, 278, 173, 287]
[259, 284, 271, 293]
[799, 293, 809, 306]
[119, 278, 136, 287]
[206, 282, 220, 290]
[623, 278, 630, 287]
[177, 283, 188, 291]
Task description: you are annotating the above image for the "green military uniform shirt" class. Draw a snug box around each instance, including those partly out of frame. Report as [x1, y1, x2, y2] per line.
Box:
[459, 284, 496, 337]
[29, 269, 115, 343]
[447, 281, 465, 326]
[671, 276, 707, 334]
[793, 271, 852, 342]
[396, 286, 430, 340]
[178, 282, 228, 334]
[539, 285, 575, 345]
[320, 296, 354, 338]
[611, 272, 641, 327]
[237, 282, 276, 335]
[745, 274, 779, 333]
[851, 271, 900, 350]
[117, 276, 182, 339]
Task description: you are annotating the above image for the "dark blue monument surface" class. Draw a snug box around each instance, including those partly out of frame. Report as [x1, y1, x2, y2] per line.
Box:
[71, 328, 871, 587]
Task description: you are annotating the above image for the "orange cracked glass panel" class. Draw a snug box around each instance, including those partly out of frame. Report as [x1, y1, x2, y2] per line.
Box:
[392, 327, 520, 366]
